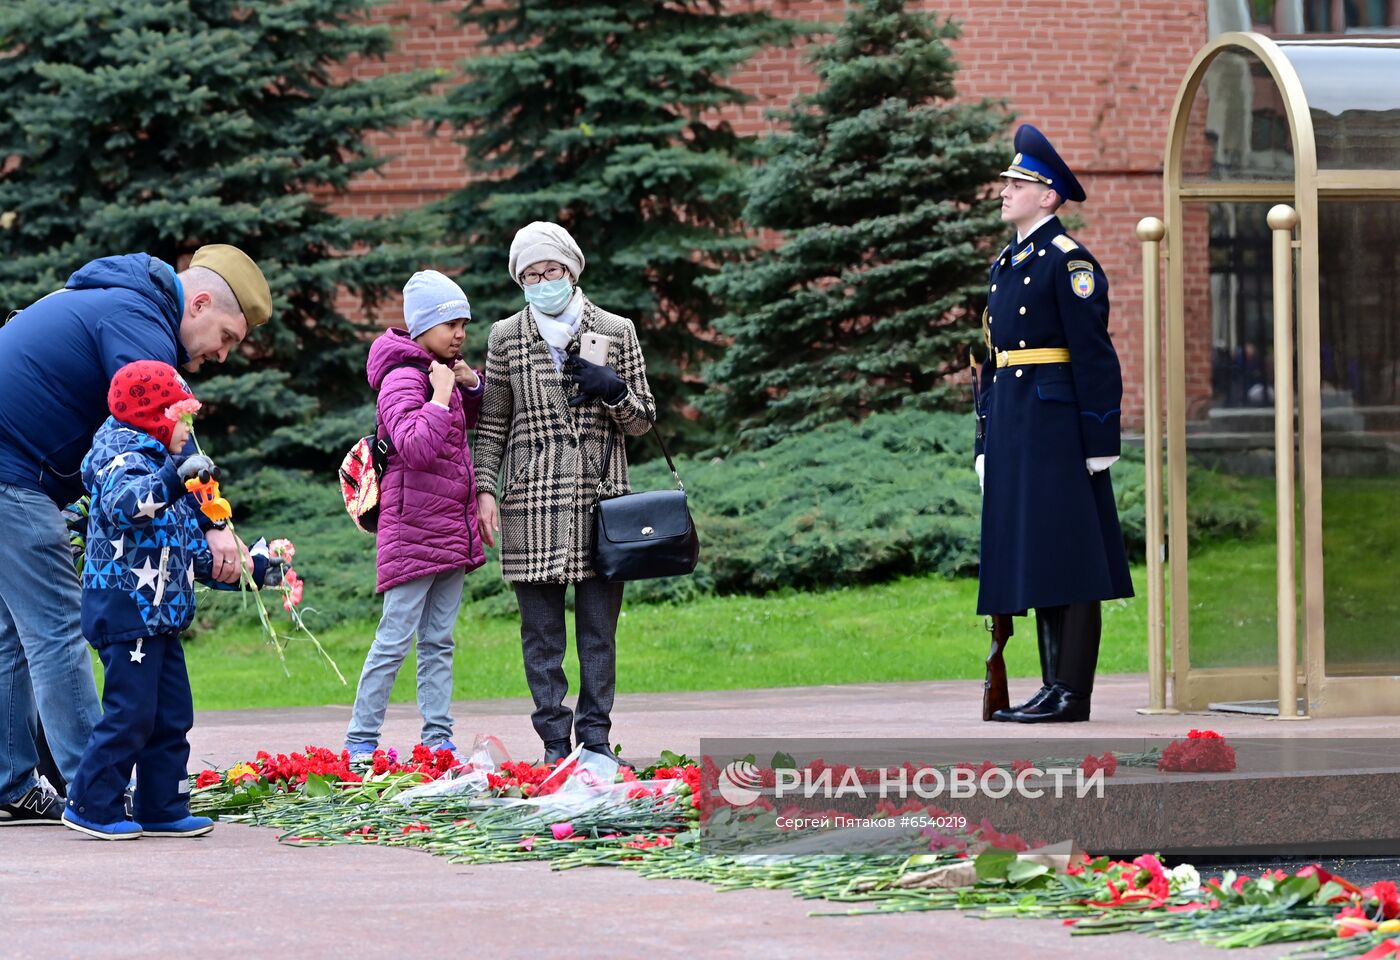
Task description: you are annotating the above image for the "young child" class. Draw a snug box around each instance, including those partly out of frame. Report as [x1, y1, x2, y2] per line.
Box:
[345, 270, 486, 760]
[63, 360, 277, 840]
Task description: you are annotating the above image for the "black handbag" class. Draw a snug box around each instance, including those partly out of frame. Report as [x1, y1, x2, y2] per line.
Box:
[592, 420, 699, 582]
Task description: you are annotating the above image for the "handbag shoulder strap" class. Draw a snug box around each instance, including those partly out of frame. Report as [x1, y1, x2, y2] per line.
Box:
[598, 413, 685, 493]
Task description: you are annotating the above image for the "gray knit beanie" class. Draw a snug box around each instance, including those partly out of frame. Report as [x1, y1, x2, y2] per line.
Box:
[403, 270, 471, 338]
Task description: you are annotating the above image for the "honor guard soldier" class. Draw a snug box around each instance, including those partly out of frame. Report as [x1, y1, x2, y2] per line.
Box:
[974, 124, 1134, 723]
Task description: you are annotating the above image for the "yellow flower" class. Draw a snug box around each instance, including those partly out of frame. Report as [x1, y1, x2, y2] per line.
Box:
[1379, 919, 1400, 933]
[227, 762, 260, 784]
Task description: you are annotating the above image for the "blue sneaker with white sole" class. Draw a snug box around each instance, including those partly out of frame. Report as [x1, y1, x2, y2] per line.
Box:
[141, 815, 214, 837]
[427, 739, 457, 755]
[61, 808, 143, 840]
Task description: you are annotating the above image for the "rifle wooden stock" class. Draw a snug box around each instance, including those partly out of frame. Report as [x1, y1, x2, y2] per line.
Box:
[982, 614, 1014, 721]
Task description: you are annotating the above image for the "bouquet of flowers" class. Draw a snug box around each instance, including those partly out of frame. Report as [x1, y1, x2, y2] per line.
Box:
[166, 400, 343, 682]
[1157, 729, 1237, 773]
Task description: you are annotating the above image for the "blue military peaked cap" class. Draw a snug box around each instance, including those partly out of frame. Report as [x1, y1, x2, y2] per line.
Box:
[1000, 124, 1087, 204]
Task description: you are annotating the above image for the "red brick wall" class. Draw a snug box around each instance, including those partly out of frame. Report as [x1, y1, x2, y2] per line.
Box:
[333, 0, 1211, 430]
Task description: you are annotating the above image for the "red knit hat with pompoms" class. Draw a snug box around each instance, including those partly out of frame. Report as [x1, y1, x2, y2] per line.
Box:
[107, 360, 197, 448]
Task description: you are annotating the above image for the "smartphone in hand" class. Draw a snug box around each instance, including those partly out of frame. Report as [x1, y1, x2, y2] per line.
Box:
[579, 332, 613, 366]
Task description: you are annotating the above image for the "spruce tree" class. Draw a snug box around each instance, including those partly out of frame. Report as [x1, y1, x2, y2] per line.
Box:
[701, 0, 1010, 450]
[0, 0, 440, 468]
[436, 0, 796, 449]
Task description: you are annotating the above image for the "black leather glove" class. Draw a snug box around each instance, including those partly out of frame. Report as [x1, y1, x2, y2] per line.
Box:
[178, 454, 220, 483]
[565, 355, 627, 407]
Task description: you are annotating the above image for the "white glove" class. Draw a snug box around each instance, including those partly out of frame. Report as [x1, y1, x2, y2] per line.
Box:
[1086, 455, 1119, 474]
[974, 454, 985, 492]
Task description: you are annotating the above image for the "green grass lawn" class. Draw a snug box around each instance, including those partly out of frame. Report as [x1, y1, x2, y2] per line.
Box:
[1179, 474, 1400, 672]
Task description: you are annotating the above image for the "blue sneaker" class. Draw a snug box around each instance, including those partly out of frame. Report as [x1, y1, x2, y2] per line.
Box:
[141, 815, 214, 838]
[427, 739, 457, 755]
[346, 742, 377, 763]
[61, 807, 142, 841]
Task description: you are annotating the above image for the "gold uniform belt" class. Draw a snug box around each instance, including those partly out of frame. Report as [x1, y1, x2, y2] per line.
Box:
[995, 347, 1071, 368]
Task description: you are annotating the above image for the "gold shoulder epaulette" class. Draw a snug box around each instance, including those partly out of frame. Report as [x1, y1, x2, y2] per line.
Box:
[1051, 235, 1079, 253]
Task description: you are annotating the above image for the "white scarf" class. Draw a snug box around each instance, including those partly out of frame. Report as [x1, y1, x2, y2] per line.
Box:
[531, 288, 586, 370]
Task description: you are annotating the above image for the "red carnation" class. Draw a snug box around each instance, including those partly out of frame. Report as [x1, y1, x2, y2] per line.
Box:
[1366, 881, 1400, 920]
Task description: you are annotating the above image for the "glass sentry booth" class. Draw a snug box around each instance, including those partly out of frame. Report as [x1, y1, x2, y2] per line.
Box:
[1138, 32, 1400, 718]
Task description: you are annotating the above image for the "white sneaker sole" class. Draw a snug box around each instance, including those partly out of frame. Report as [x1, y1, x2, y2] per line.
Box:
[61, 815, 142, 840]
[143, 824, 215, 838]
[0, 818, 64, 827]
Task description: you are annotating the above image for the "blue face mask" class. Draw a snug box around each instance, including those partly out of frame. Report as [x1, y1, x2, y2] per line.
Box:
[523, 277, 574, 316]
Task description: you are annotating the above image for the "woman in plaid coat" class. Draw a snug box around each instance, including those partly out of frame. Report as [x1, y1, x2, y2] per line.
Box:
[474, 222, 654, 767]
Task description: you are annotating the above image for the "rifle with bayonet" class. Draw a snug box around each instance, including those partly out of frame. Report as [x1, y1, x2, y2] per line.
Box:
[971, 350, 1013, 720]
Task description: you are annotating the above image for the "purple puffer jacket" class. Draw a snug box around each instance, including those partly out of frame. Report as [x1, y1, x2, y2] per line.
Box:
[368, 328, 486, 593]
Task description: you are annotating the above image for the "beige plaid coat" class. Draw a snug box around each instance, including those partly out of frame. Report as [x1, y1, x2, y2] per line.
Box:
[473, 297, 655, 582]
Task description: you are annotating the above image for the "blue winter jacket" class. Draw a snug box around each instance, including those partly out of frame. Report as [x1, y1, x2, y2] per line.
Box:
[0, 255, 186, 505]
[80, 418, 212, 646]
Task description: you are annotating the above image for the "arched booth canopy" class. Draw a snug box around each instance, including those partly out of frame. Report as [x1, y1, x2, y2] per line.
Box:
[1137, 32, 1400, 718]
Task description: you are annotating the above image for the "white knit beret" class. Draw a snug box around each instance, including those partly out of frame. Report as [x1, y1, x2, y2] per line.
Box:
[507, 221, 585, 287]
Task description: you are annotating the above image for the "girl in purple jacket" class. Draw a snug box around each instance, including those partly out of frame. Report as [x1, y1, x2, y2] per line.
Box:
[345, 271, 487, 759]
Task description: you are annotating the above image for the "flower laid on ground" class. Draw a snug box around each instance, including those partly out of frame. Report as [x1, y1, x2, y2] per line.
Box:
[181, 739, 1400, 960]
[1081, 853, 1173, 909]
[190, 744, 459, 809]
[1339, 905, 1381, 938]
[1080, 752, 1118, 777]
[485, 759, 557, 798]
[622, 835, 674, 851]
[1368, 881, 1400, 920]
[1167, 862, 1201, 895]
[1158, 728, 1236, 772]
[226, 762, 260, 784]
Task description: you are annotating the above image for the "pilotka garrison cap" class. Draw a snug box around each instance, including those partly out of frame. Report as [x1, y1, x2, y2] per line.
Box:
[188, 244, 272, 327]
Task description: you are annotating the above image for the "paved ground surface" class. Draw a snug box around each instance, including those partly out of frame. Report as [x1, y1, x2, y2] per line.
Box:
[4, 675, 1396, 959]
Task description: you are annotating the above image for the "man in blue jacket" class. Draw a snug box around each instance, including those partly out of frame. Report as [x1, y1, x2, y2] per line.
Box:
[0, 244, 271, 824]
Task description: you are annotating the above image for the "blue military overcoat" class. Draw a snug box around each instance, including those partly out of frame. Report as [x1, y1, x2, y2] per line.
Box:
[975, 216, 1133, 615]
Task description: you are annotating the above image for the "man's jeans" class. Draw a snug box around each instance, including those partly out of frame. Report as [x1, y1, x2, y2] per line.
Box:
[346, 568, 465, 749]
[0, 482, 101, 804]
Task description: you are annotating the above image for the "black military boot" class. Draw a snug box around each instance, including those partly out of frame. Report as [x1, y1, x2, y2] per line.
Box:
[998, 683, 1091, 722]
[1007, 605, 1063, 714]
[1053, 601, 1102, 697]
[994, 602, 1100, 723]
[992, 605, 1063, 720]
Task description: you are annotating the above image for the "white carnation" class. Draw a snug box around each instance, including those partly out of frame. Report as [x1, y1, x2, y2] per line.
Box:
[1169, 863, 1201, 895]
